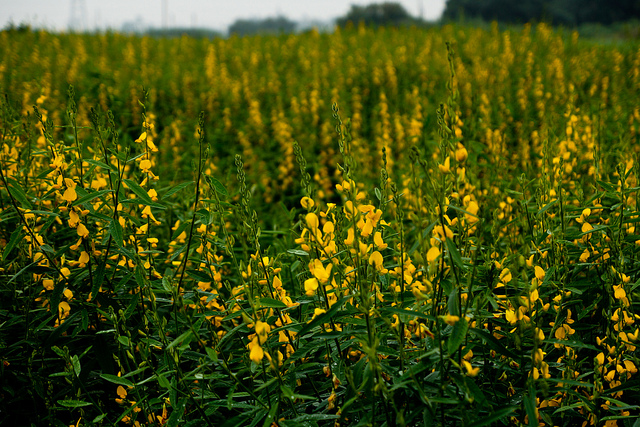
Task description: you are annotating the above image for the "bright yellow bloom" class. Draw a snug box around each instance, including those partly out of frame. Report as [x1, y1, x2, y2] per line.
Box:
[77, 223, 89, 238]
[249, 337, 264, 363]
[438, 156, 451, 174]
[140, 159, 152, 173]
[426, 246, 440, 263]
[62, 186, 77, 203]
[304, 278, 319, 296]
[301, 196, 314, 210]
[305, 212, 319, 231]
[255, 320, 271, 344]
[373, 231, 387, 250]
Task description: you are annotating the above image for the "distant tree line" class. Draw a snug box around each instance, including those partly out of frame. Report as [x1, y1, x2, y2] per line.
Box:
[443, 0, 640, 26]
[228, 16, 296, 36]
[335, 2, 420, 27]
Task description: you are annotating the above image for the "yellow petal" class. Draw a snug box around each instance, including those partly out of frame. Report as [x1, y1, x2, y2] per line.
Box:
[426, 246, 440, 263]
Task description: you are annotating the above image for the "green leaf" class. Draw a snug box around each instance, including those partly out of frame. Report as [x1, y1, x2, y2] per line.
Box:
[186, 269, 213, 282]
[256, 297, 287, 309]
[58, 400, 92, 408]
[71, 355, 81, 377]
[374, 187, 382, 201]
[162, 181, 194, 199]
[109, 218, 124, 247]
[166, 330, 193, 351]
[7, 181, 32, 208]
[3, 227, 23, 261]
[84, 159, 115, 172]
[72, 189, 112, 207]
[467, 406, 517, 427]
[379, 306, 436, 323]
[469, 328, 520, 360]
[205, 346, 218, 363]
[445, 237, 464, 270]
[524, 387, 538, 427]
[100, 373, 134, 387]
[287, 249, 309, 256]
[447, 316, 469, 355]
[157, 373, 171, 389]
[123, 178, 165, 208]
[207, 175, 228, 197]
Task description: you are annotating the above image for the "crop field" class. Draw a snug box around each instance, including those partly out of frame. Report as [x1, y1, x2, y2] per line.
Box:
[1, 23, 640, 426]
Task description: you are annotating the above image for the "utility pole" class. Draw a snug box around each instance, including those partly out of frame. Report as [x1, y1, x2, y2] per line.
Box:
[162, 0, 168, 29]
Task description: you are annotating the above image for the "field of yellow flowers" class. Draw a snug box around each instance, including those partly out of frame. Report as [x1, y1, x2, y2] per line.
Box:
[1, 22, 640, 426]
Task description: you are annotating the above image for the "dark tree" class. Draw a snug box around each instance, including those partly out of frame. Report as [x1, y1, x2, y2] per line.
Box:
[228, 16, 297, 36]
[442, 0, 640, 25]
[336, 2, 415, 27]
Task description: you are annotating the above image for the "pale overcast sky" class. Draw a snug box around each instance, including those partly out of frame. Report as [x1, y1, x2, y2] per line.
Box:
[1, 0, 447, 32]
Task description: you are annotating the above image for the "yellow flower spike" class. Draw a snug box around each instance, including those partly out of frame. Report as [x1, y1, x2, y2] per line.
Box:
[438, 156, 451, 174]
[373, 231, 387, 250]
[534, 266, 545, 281]
[300, 196, 314, 210]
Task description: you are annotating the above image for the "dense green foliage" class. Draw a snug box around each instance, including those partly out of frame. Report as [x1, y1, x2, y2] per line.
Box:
[1, 23, 640, 427]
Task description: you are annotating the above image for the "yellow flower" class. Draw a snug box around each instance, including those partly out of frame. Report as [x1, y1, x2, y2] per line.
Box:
[426, 246, 440, 263]
[62, 186, 77, 203]
[304, 278, 319, 296]
[77, 223, 89, 238]
[369, 251, 387, 273]
[443, 314, 460, 326]
[534, 266, 545, 281]
[135, 131, 147, 142]
[438, 156, 451, 174]
[305, 212, 319, 231]
[255, 321, 271, 344]
[142, 205, 160, 225]
[301, 196, 314, 210]
[344, 228, 355, 246]
[140, 159, 152, 173]
[455, 143, 468, 162]
[373, 231, 387, 250]
[248, 337, 264, 364]
[462, 360, 479, 377]
[309, 259, 330, 283]
[68, 210, 80, 228]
